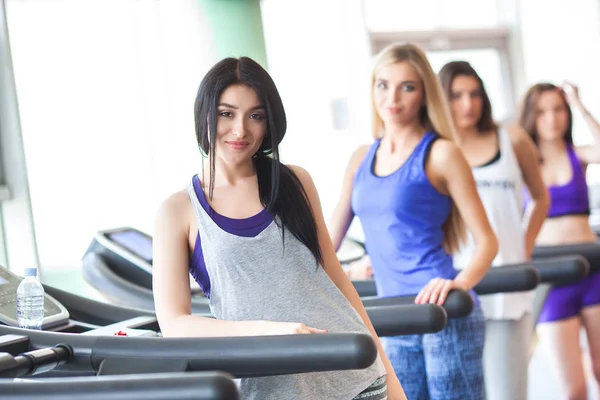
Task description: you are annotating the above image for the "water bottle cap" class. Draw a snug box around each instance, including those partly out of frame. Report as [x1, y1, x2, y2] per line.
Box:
[24, 268, 38, 277]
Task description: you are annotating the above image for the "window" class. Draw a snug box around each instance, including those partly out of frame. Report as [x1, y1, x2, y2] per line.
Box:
[6, 0, 212, 267]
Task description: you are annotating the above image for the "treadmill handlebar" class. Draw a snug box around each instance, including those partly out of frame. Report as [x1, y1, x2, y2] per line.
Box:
[532, 255, 590, 286]
[0, 371, 239, 400]
[355, 261, 546, 298]
[0, 326, 378, 378]
[366, 304, 447, 336]
[533, 242, 600, 274]
[352, 280, 378, 297]
[91, 332, 377, 378]
[0, 344, 71, 378]
[0, 327, 378, 378]
[362, 289, 474, 319]
[473, 264, 540, 295]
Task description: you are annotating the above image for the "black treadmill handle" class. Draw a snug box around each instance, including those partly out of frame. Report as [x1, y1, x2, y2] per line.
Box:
[352, 280, 378, 297]
[0, 371, 239, 400]
[533, 242, 600, 274]
[366, 304, 447, 336]
[91, 332, 378, 378]
[473, 264, 540, 295]
[362, 289, 474, 319]
[532, 255, 590, 286]
[0, 344, 72, 379]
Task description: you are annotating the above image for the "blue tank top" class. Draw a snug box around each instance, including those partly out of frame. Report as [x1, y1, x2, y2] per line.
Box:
[352, 132, 457, 297]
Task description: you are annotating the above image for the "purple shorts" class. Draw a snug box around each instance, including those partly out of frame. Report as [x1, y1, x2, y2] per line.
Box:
[538, 270, 600, 323]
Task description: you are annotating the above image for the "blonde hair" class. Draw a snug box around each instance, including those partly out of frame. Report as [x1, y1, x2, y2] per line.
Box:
[370, 42, 466, 254]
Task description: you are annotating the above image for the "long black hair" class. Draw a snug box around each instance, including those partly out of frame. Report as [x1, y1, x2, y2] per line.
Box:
[194, 57, 322, 265]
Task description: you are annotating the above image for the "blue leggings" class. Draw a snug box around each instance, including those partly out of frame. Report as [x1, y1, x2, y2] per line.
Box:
[383, 306, 486, 400]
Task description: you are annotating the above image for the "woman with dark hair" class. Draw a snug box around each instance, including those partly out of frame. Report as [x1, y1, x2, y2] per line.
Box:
[152, 57, 405, 400]
[439, 61, 549, 400]
[519, 81, 600, 399]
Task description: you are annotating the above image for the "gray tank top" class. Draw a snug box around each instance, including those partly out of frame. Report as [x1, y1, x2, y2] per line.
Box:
[187, 180, 385, 400]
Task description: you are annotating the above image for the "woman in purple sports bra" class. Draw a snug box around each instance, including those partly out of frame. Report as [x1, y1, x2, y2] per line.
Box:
[519, 82, 600, 399]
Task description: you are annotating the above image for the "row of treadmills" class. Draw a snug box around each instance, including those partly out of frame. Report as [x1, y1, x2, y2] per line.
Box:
[0, 226, 598, 399]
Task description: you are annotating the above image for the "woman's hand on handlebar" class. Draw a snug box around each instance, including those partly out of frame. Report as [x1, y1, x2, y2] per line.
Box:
[345, 256, 373, 280]
[255, 321, 328, 336]
[415, 278, 467, 306]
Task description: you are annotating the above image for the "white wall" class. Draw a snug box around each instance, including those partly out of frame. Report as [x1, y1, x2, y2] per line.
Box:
[6, 0, 214, 267]
[261, 0, 372, 229]
[5, 0, 600, 268]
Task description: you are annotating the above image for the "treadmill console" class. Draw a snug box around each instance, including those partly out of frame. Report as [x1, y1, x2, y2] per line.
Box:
[84, 227, 202, 292]
[0, 266, 69, 328]
[84, 227, 156, 290]
[86, 227, 365, 289]
[106, 229, 154, 267]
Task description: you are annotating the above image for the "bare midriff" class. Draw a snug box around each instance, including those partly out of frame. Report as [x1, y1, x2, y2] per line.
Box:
[536, 215, 597, 246]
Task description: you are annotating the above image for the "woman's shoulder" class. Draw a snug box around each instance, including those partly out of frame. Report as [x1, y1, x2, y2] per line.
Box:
[162, 188, 192, 208]
[427, 134, 461, 160]
[155, 188, 193, 229]
[352, 144, 373, 161]
[286, 164, 313, 187]
[344, 144, 374, 177]
[503, 124, 532, 146]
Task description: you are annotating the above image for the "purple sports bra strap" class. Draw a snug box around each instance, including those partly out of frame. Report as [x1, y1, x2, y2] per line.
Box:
[567, 144, 586, 186]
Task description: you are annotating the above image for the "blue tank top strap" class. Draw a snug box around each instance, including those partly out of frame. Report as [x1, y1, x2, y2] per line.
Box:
[414, 131, 439, 170]
[354, 139, 381, 184]
[357, 132, 439, 182]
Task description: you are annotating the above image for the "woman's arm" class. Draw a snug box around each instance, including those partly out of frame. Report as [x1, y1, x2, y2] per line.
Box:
[563, 83, 600, 164]
[509, 126, 550, 258]
[328, 146, 370, 251]
[416, 140, 498, 305]
[152, 191, 325, 338]
[291, 165, 407, 400]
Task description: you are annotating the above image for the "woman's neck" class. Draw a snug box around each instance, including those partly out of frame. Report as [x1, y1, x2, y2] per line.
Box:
[382, 120, 425, 141]
[202, 157, 256, 187]
[456, 125, 480, 143]
[538, 139, 567, 159]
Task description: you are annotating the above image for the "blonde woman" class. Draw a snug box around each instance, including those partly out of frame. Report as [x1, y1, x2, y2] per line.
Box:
[329, 43, 498, 399]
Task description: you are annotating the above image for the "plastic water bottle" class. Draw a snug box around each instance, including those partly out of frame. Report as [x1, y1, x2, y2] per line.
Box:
[16, 268, 45, 330]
